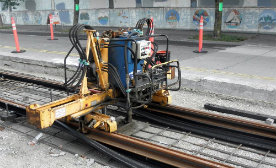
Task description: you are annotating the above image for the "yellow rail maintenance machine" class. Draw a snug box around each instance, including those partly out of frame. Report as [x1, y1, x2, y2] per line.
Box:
[27, 19, 181, 133]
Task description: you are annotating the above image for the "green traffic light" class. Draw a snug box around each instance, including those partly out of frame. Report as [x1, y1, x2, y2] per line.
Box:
[75, 4, 79, 11]
[219, 2, 223, 12]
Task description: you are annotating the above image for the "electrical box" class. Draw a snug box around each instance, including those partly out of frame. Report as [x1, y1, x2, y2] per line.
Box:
[132, 40, 152, 59]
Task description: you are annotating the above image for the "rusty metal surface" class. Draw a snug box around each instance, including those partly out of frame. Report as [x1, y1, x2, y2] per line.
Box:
[146, 104, 276, 140]
[0, 75, 270, 167]
[81, 124, 233, 168]
[0, 97, 26, 109]
[0, 71, 65, 90]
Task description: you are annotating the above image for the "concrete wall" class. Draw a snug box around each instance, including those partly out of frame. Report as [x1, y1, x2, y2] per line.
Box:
[0, 1, 276, 34]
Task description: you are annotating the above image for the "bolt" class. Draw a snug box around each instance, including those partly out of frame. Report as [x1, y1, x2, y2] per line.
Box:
[110, 116, 116, 122]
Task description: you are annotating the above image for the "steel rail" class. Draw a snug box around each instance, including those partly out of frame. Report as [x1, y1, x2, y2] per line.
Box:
[146, 104, 276, 140]
[0, 89, 232, 166]
[0, 97, 26, 109]
[68, 122, 232, 168]
[0, 71, 66, 91]
[0, 74, 274, 167]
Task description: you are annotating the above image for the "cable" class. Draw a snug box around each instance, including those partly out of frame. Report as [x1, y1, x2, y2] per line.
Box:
[135, 18, 153, 36]
[55, 121, 149, 168]
[64, 24, 94, 91]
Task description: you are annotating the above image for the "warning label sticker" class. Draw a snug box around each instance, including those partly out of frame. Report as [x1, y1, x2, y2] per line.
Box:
[55, 108, 66, 119]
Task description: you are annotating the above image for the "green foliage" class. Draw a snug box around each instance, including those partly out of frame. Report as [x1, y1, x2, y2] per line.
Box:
[0, 0, 24, 11]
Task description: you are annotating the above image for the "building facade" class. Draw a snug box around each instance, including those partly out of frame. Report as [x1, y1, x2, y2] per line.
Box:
[0, 0, 276, 33]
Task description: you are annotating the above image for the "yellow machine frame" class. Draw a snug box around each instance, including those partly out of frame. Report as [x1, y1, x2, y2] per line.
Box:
[27, 30, 116, 132]
[26, 29, 172, 133]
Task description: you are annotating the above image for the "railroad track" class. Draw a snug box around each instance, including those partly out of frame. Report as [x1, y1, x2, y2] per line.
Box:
[0, 72, 276, 168]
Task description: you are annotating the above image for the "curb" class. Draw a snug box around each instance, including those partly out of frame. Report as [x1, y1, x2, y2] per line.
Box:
[181, 76, 276, 104]
[1, 53, 274, 104]
[0, 29, 241, 48]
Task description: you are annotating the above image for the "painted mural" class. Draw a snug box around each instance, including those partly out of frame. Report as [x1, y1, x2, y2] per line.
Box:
[33, 11, 42, 24]
[97, 11, 109, 25]
[98, 16, 108, 25]
[1, 4, 276, 33]
[193, 9, 209, 26]
[80, 12, 89, 24]
[118, 10, 129, 26]
[243, 10, 258, 30]
[225, 9, 242, 28]
[56, 2, 70, 24]
[165, 9, 180, 26]
[258, 10, 276, 30]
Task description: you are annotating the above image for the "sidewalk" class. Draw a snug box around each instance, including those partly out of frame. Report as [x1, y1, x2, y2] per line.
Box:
[0, 24, 256, 46]
[0, 25, 275, 104]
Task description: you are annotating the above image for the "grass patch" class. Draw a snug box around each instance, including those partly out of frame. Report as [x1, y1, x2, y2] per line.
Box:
[0, 26, 11, 29]
[190, 34, 247, 42]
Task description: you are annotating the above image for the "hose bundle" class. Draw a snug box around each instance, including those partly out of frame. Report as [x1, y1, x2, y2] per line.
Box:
[64, 24, 94, 91]
[135, 18, 153, 36]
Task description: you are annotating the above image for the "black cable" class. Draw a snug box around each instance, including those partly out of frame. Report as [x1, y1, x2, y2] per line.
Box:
[64, 24, 95, 90]
[135, 18, 153, 36]
[55, 121, 149, 168]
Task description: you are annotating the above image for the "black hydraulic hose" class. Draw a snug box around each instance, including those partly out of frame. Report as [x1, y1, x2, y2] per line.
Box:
[108, 64, 126, 96]
[127, 31, 139, 38]
[64, 45, 75, 85]
[64, 25, 84, 87]
[135, 18, 153, 36]
[55, 120, 149, 168]
[64, 24, 96, 90]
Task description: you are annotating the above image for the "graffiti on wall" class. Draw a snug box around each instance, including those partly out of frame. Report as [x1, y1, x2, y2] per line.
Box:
[193, 9, 209, 26]
[98, 16, 108, 25]
[56, 2, 70, 24]
[97, 10, 109, 25]
[118, 10, 129, 26]
[22, 12, 30, 23]
[80, 12, 89, 24]
[258, 10, 276, 30]
[33, 11, 42, 24]
[165, 9, 180, 26]
[1, 6, 276, 33]
[243, 11, 258, 29]
[225, 9, 242, 28]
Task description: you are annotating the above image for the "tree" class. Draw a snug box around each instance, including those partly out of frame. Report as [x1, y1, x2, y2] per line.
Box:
[73, 0, 79, 25]
[213, 0, 223, 38]
[0, 0, 24, 12]
[0, 14, 3, 27]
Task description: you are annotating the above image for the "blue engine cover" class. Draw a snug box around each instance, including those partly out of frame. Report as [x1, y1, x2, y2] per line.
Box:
[108, 36, 144, 88]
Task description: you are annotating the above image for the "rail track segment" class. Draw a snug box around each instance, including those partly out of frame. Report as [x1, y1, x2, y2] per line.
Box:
[0, 76, 231, 168]
[1, 73, 276, 167]
[1, 20, 276, 168]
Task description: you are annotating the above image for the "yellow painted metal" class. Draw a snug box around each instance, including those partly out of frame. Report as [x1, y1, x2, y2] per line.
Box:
[85, 30, 108, 91]
[26, 28, 175, 134]
[27, 90, 114, 129]
[152, 89, 171, 106]
[167, 67, 175, 79]
[84, 113, 117, 132]
[151, 60, 176, 70]
[100, 38, 110, 89]
[26, 29, 116, 131]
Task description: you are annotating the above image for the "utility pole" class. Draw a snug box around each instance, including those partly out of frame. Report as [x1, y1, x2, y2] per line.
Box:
[213, 0, 223, 38]
[73, 0, 79, 25]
